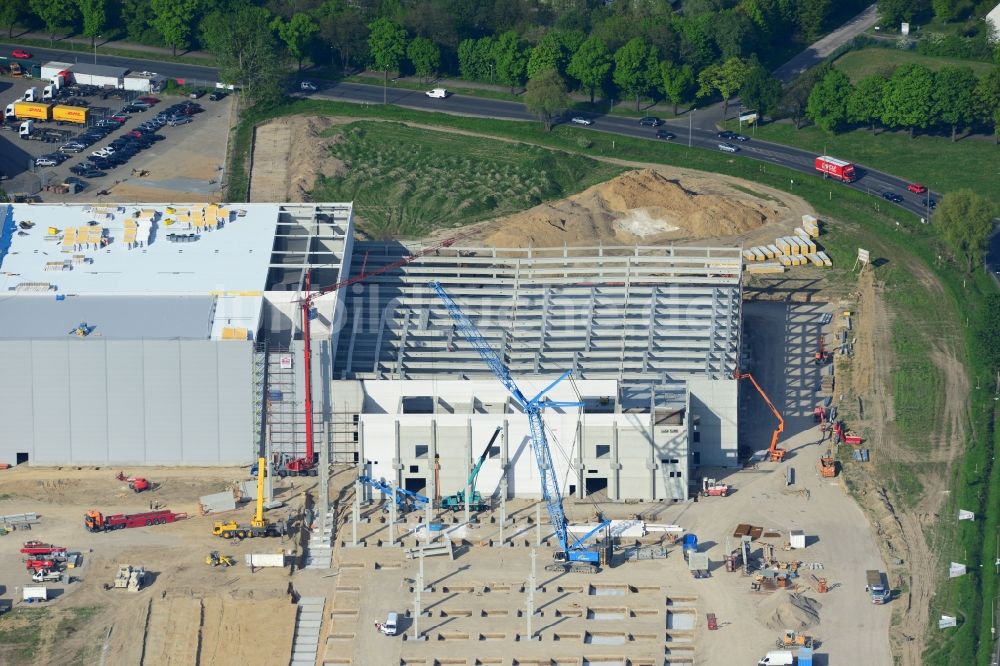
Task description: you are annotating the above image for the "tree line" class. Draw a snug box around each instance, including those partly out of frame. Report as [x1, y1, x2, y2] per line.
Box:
[803, 63, 1000, 143]
[0, 0, 865, 101]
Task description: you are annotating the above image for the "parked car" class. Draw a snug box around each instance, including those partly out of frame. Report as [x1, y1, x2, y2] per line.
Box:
[655, 129, 676, 140]
[168, 116, 192, 126]
[208, 91, 228, 101]
[717, 130, 736, 139]
[299, 81, 318, 92]
[733, 134, 750, 142]
[881, 191, 903, 203]
[638, 116, 663, 127]
[137, 96, 160, 104]
[188, 89, 206, 99]
[35, 156, 58, 167]
[928, 198, 937, 209]
[907, 183, 927, 194]
[60, 143, 85, 153]
[718, 142, 739, 153]
[121, 104, 146, 113]
[11, 49, 31, 59]
[92, 148, 115, 158]
[570, 116, 593, 126]
[78, 168, 106, 178]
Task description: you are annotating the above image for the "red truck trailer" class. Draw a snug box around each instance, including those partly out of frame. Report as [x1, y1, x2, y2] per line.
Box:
[815, 156, 857, 183]
[20, 542, 67, 557]
[84, 509, 187, 532]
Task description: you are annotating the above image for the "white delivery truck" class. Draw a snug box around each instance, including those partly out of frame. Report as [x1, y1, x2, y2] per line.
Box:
[22, 586, 48, 602]
[424, 88, 448, 98]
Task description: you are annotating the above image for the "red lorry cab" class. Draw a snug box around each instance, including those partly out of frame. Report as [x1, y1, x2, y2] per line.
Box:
[815, 155, 857, 183]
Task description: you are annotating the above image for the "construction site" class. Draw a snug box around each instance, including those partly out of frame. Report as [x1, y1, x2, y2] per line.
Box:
[0, 158, 899, 666]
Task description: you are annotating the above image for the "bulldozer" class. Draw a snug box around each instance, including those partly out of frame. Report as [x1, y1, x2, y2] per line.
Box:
[205, 551, 235, 567]
[212, 457, 286, 539]
[776, 630, 813, 648]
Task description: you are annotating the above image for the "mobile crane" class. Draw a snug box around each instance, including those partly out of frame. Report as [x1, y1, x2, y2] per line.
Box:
[212, 456, 286, 539]
[289, 229, 478, 477]
[432, 282, 610, 572]
[358, 475, 429, 513]
[441, 426, 502, 512]
[734, 371, 786, 462]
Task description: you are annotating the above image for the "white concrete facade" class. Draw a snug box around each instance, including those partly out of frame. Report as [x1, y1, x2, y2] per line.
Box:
[353, 378, 691, 503]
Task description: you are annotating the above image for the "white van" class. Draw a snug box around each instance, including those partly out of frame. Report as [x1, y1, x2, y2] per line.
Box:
[380, 612, 398, 636]
[425, 88, 448, 99]
[757, 650, 793, 666]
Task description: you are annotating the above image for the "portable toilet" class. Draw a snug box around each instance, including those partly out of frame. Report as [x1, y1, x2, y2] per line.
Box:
[797, 647, 813, 666]
[682, 534, 698, 560]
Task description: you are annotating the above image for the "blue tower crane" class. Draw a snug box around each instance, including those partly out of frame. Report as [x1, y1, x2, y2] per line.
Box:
[431, 281, 610, 572]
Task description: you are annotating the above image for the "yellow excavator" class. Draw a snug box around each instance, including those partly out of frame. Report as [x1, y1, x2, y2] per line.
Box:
[212, 457, 286, 539]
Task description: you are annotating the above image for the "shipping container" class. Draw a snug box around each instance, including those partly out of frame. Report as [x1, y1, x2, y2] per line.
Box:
[52, 105, 88, 124]
[11, 102, 52, 121]
[40, 61, 73, 81]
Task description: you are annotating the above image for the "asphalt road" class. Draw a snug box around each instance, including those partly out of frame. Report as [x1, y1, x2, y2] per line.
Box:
[317, 80, 939, 219]
[0, 43, 943, 219]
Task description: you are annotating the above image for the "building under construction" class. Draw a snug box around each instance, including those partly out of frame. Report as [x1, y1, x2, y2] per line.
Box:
[0, 203, 743, 502]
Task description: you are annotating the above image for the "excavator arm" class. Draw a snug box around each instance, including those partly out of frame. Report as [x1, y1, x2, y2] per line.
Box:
[468, 427, 502, 491]
[734, 372, 786, 462]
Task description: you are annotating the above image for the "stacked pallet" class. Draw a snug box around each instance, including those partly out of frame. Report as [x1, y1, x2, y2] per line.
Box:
[741, 215, 832, 272]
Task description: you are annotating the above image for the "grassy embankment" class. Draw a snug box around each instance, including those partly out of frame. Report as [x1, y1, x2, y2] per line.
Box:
[310, 121, 624, 238]
[721, 121, 1000, 205]
[833, 47, 996, 82]
[225, 98, 998, 664]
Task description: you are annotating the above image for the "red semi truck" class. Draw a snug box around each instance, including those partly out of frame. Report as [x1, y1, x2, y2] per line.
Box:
[84, 509, 187, 532]
[20, 542, 67, 557]
[814, 155, 857, 183]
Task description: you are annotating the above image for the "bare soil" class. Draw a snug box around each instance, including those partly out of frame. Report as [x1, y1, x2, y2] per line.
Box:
[249, 115, 347, 203]
[0, 466, 303, 666]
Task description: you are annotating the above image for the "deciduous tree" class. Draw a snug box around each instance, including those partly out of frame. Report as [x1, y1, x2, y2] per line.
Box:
[201, 6, 283, 106]
[806, 68, 852, 131]
[567, 36, 612, 103]
[712, 9, 755, 59]
[847, 74, 886, 132]
[739, 63, 782, 119]
[527, 31, 567, 80]
[974, 67, 1000, 144]
[697, 57, 750, 117]
[613, 37, 658, 111]
[150, 0, 198, 56]
[273, 12, 319, 72]
[0, 0, 23, 39]
[932, 66, 976, 141]
[935, 189, 996, 273]
[458, 36, 495, 81]
[660, 61, 696, 114]
[881, 62, 935, 138]
[493, 31, 528, 93]
[318, 5, 368, 75]
[931, 0, 957, 21]
[77, 0, 106, 48]
[878, 0, 927, 25]
[407, 36, 440, 82]
[523, 67, 570, 131]
[28, 0, 79, 44]
[368, 17, 407, 102]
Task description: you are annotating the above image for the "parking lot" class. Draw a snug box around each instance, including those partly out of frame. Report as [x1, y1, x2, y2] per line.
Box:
[0, 77, 233, 202]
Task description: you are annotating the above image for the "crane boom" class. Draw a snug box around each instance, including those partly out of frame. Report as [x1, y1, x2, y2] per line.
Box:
[295, 230, 480, 476]
[734, 371, 786, 461]
[468, 426, 502, 488]
[431, 281, 601, 566]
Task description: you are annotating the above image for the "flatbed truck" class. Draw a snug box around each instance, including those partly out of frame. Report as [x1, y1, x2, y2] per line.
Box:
[84, 509, 187, 532]
[866, 569, 891, 604]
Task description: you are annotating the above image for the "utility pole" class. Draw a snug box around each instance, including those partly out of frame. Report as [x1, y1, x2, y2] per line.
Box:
[688, 109, 693, 149]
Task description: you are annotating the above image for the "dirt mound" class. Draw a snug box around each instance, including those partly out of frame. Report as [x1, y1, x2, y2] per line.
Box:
[250, 115, 348, 202]
[480, 168, 781, 247]
[757, 592, 823, 631]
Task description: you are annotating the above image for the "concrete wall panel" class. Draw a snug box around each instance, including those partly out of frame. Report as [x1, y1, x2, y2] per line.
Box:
[107, 341, 147, 463]
[0, 341, 35, 462]
[30, 342, 72, 463]
[68, 342, 109, 462]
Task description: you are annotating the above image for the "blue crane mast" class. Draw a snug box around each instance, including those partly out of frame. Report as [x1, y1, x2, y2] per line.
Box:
[359, 475, 429, 513]
[430, 281, 610, 572]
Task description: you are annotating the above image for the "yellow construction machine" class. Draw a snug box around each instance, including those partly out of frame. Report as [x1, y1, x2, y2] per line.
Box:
[212, 457, 286, 539]
[205, 551, 236, 567]
[776, 630, 813, 648]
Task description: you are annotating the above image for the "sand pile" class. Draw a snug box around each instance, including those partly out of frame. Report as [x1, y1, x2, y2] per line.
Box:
[757, 592, 823, 631]
[481, 168, 780, 248]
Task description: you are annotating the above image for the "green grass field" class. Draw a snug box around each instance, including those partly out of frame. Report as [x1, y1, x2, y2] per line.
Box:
[309, 121, 624, 238]
[833, 47, 996, 82]
[726, 121, 1000, 204]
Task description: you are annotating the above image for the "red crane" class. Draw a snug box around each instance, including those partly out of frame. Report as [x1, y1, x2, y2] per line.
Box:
[734, 371, 786, 462]
[287, 229, 478, 476]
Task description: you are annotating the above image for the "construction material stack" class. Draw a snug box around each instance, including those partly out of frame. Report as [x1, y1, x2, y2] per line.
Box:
[113, 565, 146, 591]
[743, 214, 832, 273]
